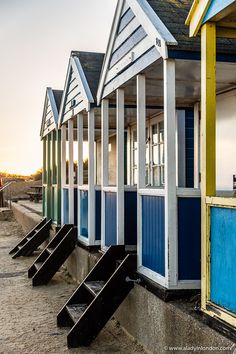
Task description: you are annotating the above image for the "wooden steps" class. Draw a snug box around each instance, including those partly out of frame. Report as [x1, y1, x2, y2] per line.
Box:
[28, 224, 77, 286]
[9, 218, 51, 259]
[57, 245, 137, 348]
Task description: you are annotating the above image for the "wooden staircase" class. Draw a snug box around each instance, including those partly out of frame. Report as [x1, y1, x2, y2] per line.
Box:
[28, 224, 77, 286]
[57, 245, 137, 348]
[9, 218, 51, 259]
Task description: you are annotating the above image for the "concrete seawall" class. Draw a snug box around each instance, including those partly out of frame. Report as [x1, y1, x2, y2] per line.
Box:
[12, 202, 235, 353]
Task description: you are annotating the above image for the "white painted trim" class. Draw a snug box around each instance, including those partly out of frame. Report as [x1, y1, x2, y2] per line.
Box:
[177, 188, 201, 197]
[137, 75, 146, 190]
[88, 109, 96, 245]
[68, 119, 74, 224]
[78, 234, 100, 247]
[127, 126, 131, 185]
[72, 56, 94, 109]
[127, 0, 177, 58]
[101, 99, 109, 248]
[103, 186, 117, 193]
[174, 280, 201, 290]
[124, 186, 137, 192]
[138, 188, 165, 196]
[194, 102, 200, 188]
[138, 266, 167, 288]
[61, 124, 67, 225]
[97, 0, 124, 103]
[116, 88, 125, 245]
[40, 88, 59, 139]
[77, 113, 83, 237]
[164, 59, 177, 288]
[137, 74, 146, 274]
[58, 58, 73, 127]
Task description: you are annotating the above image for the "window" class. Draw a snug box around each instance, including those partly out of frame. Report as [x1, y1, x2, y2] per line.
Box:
[130, 115, 164, 188]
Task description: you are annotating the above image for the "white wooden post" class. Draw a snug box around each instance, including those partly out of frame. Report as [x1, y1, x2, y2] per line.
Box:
[116, 89, 125, 245]
[77, 113, 83, 236]
[61, 124, 67, 225]
[163, 59, 177, 287]
[176, 110, 186, 188]
[101, 99, 109, 247]
[194, 102, 200, 189]
[68, 119, 74, 224]
[137, 74, 146, 267]
[88, 109, 95, 244]
[127, 126, 131, 186]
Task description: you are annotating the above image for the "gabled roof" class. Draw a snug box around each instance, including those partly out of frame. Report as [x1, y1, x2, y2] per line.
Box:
[186, 0, 236, 36]
[40, 88, 63, 139]
[58, 51, 104, 126]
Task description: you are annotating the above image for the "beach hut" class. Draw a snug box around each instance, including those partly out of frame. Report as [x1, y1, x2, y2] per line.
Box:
[186, 0, 236, 329]
[97, 0, 236, 293]
[40, 88, 63, 225]
[58, 51, 104, 246]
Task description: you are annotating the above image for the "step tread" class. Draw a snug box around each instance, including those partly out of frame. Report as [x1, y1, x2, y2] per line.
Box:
[35, 262, 44, 271]
[66, 304, 87, 323]
[84, 281, 105, 295]
[46, 247, 54, 255]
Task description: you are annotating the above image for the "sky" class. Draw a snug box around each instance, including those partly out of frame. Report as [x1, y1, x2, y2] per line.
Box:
[0, 0, 117, 175]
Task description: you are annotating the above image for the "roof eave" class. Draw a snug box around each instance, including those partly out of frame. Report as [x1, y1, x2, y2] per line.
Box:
[185, 0, 212, 37]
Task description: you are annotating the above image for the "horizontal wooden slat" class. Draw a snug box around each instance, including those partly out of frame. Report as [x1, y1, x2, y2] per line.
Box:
[118, 7, 135, 34]
[106, 35, 153, 84]
[121, 2, 130, 16]
[65, 88, 82, 106]
[110, 26, 146, 68]
[113, 16, 140, 52]
[103, 46, 161, 98]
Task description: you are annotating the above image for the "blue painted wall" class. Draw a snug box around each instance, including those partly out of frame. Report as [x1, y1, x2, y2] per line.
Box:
[63, 189, 69, 224]
[95, 190, 101, 241]
[74, 188, 78, 226]
[142, 196, 165, 276]
[105, 192, 117, 246]
[178, 197, 201, 280]
[80, 190, 88, 238]
[124, 191, 137, 245]
[210, 207, 236, 314]
[185, 109, 194, 188]
[204, 0, 234, 22]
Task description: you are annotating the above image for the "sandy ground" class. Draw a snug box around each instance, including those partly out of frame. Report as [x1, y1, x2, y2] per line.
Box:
[0, 217, 146, 354]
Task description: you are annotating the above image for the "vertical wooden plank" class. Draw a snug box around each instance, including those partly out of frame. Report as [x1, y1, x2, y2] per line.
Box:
[127, 126, 131, 186]
[101, 99, 109, 247]
[116, 89, 125, 245]
[61, 124, 67, 225]
[194, 103, 200, 189]
[163, 59, 178, 287]
[137, 74, 146, 267]
[57, 129, 61, 225]
[68, 119, 74, 224]
[77, 113, 84, 236]
[176, 110, 186, 188]
[88, 109, 95, 244]
[46, 134, 51, 220]
[201, 23, 216, 310]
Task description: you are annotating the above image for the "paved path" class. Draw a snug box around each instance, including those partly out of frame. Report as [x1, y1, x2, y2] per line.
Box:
[0, 219, 146, 354]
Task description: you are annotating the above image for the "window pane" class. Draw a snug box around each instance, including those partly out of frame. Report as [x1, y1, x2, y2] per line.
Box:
[152, 124, 158, 144]
[153, 166, 159, 186]
[153, 145, 159, 165]
[160, 143, 164, 165]
[133, 168, 138, 185]
[159, 121, 164, 143]
[134, 149, 138, 167]
[133, 130, 138, 149]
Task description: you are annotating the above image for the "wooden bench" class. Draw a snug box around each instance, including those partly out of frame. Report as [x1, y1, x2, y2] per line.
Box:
[28, 186, 42, 203]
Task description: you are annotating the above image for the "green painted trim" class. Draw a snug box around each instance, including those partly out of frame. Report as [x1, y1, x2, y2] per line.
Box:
[42, 138, 47, 217]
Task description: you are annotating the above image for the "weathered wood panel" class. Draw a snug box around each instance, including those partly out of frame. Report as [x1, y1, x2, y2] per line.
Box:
[110, 26, 147, 68]
[118, 8, 135, 34]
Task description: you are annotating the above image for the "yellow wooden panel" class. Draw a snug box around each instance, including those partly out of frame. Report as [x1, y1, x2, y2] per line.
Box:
[200, 22, 216, 311]
[186, 0, 212, 37]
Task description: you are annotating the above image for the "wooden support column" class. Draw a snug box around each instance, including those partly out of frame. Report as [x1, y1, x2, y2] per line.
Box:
[68, 119, 74, 224]
[101, 99, 109, 247]
[61, 124, 66, 224]
[56, 129, 62, 225]
[201, 23, 216, 310]
[137, 74, 146, 267]
[88, 109, 95, 244]
[77, 113, 83, 236]
[163, 59, 177, 287]
[101, 100, 109, 247]
[42, 138, 47, 218]
[46, 133, 51, 220]
[116, 89, 125, 245]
